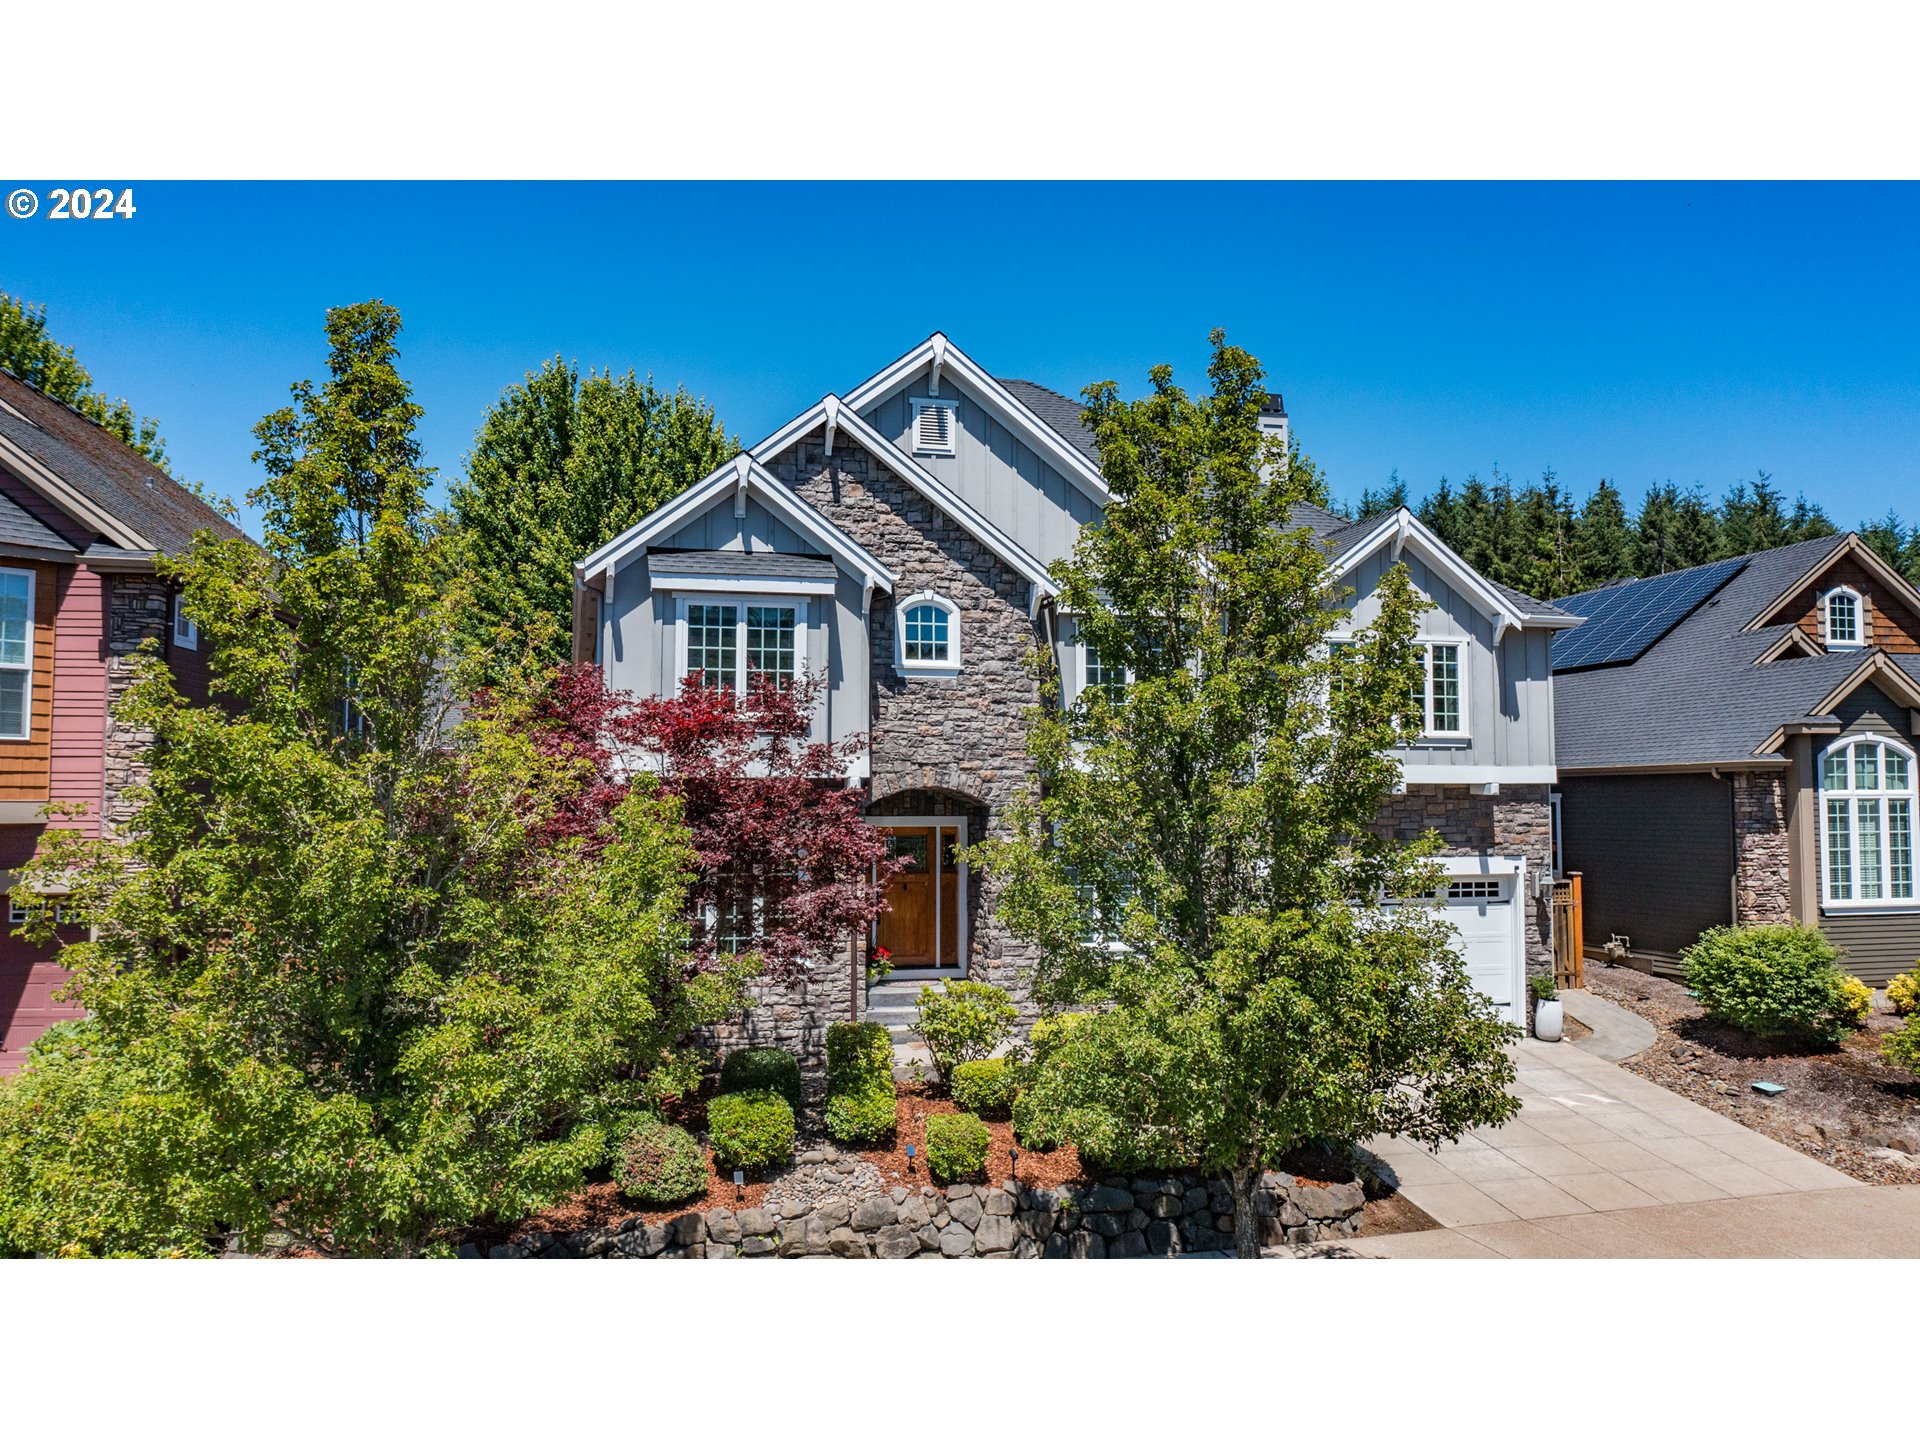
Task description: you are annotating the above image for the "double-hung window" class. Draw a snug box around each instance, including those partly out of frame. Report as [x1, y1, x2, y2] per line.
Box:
[1823, 587, 1865, 650]
[1821, 737, 1916, 905]
[0, 570, 32, 741]
[680, 597, 799, 693]
[1081, 639, 1129, 704]
[1413, 642, 1466, 738]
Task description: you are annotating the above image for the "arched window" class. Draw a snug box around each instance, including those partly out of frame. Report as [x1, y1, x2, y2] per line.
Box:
[896, 592, 961, 675]
[1820, 736, 1915, 905]
[1823, 586, 1865, 650]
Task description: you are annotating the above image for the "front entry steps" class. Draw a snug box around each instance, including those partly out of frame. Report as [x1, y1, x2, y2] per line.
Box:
[864, 976, 934, 1078]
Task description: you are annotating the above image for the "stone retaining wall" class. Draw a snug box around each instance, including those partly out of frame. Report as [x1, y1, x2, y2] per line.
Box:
[476, 1170, 1364, 1259]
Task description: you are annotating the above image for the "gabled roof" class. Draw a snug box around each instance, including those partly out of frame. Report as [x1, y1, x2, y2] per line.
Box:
[0, 369, 248, 557]
[1550, 533, 1917, 771]
[575, 452, 894, 596]
[1318, 506, 1578, 633]
[1741, 530, 1920, 633]
[0, 488, 77, 558]
[838, 333, 1110, 504]
[750, 395, 1058, 604]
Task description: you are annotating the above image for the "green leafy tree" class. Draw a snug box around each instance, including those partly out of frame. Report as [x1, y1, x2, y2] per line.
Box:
[1572, 478, 1636, 590]
[449, 358, 734, 669]
[0, 292, 170, 471]
[0, 302, 744, 1257]
[971, 332, 1519, 1259]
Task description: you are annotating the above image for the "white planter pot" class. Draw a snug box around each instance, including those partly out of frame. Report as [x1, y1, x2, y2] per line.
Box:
[1534, 998, 1564, 1043]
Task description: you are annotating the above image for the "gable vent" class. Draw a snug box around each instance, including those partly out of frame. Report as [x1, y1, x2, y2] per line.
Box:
[910, 397, 956, 455]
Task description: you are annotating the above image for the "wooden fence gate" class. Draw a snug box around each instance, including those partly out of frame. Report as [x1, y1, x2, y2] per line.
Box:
[1552, 873, 1584, 990]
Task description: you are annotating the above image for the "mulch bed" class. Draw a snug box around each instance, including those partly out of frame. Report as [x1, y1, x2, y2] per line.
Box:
[1350, 1190, 1439, 1239]
[1586, 964, 1920, 1184]
[849, 1086, 1092, 1191]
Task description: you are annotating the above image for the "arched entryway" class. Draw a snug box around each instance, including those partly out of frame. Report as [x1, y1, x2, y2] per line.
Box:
[866, 788, 987, 977]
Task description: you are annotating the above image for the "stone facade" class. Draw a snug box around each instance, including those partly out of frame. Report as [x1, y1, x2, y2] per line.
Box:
[476, 1167, 1366, 1259]
[102, 576, 172, 838]
[1732, 770, 1792, 925]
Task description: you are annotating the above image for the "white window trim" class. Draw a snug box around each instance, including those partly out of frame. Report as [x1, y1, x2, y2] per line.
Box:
[1324, 633, 1471, 742]
[908, 396, 957, 457]
[1821, 585, 1866, 650]
[172, 592, 198, 651]
[1073, 636, 1134, 706]
[894, 591, 962, 677]
[0, 567, 34, 742]
[671, 591, 808, 694]
[1819, 734, 1918, 911]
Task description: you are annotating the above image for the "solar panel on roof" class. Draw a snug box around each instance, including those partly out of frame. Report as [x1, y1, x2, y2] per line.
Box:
[1550, 557, 1747, 672]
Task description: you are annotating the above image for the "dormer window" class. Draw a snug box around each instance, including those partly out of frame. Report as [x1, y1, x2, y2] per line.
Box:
[895, 592, 961, 676]
[1822, 587, 1865, 650]
[909, 397, 956, 456]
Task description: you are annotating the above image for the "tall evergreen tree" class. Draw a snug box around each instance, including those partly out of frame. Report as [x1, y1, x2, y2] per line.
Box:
[1356, 471, 1409, 520]
[1418, 477, 1463, 554]
[1572, 478, 1636, 591]
[1510, 471, 1576, 600]
[450, 358, 735, 669]
[1635, 482, 1721, 574]
[1718, 472, 1792, 556]
[1785, 493, 1838, 545]
[0, 292, 170, 471]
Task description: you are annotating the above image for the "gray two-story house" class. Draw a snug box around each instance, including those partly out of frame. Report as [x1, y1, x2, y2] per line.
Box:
[572, 334, 1576, 1057]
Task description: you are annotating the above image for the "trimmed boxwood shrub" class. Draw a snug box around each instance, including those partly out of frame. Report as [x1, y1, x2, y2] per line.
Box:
[1681, 923, 1856, 1045]
[706, 1089, 795, 1171]
[951, 1057, 1016, 1120]
[613, 1116, 707, 1205]
[825, 1021, 896, 1146]
[719, 1046, 803, 1113]
[924, 1112, 991, 1183]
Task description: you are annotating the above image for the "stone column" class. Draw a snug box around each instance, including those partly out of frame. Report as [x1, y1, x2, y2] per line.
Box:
[1732, 770, 1792, 925]
[102, 575, 171, 838]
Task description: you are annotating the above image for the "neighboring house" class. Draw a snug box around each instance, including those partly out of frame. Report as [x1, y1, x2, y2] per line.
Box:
[1552, 532, 1920, 985]
[0, 371, 248, 1072]
[573, 334, 1576, 1058]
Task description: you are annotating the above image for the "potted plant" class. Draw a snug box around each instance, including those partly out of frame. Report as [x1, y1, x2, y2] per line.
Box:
[1530, 972, 1563, 1042]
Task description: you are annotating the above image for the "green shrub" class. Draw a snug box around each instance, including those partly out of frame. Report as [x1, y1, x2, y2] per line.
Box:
[1027, 1011, 1088, 1059]
[1885, 1016, 1920, 1074]
[1836, 975, 1875, 1028]
[951, 1057, 1016, 1119]
[1681, 924, 1855, 1045]
[824, 1021, 896, 1146]
[705, 1090, 795, 1171]
[924, 1112, 991, 1182]
[612, 1116, 707, 1205]
[719, 1046, 803, 1113]
[1888, 968, 1920, 1017]
[915, 979, 1017, 1080]
[1529, 972, 1557, 1002]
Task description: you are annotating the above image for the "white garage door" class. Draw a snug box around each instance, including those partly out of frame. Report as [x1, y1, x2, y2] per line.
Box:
[1436, 876, 1518, 1017]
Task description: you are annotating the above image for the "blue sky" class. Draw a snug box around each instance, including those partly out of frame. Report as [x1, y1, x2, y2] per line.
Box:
[4, 181, 1917, 535]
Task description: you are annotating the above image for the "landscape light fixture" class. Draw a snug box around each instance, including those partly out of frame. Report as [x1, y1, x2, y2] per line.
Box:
[905, 1143, 916, 1174]
[1009, 1146, 1019, 1178]
[733, 1169, 745, 1200]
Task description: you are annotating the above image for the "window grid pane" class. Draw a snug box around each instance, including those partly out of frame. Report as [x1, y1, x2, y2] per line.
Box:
[1085, 642, 1126, 702]
[1430, 645, 1461, 732]
[0, 573, 27, 670]
[1829, 593, 1858, 642]
[904, 604, 949, 662]
[746, 605, 796, 687]
[1827, 797, 1852, 900]
[1857, 801, 1883, 899]
[1886, 751, 1910, 792]
[1824, 747, 1851, 792]
[0, 671, 24, 740]
[1856, 745, 1880, 790]
[686, 604, 737, 691]
[1891, 798, 1914, 900]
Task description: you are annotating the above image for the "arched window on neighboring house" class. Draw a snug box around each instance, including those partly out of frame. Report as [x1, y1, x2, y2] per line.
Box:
[1820, 735, 1916, 906]
[895, 592, 961, 676]
[1822, 586, 1866, 650]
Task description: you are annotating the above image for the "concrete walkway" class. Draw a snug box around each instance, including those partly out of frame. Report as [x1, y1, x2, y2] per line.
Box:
[1347, 1035, 1920, 1258]
[1560, 987, 1656, 1061]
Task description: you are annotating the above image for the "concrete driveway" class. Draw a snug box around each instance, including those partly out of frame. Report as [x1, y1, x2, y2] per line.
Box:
[1350, 1034, 1920, 1258]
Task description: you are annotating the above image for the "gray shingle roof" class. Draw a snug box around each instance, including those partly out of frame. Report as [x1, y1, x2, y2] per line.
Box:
[646, 548, 836, 582]
[0, 370, 248, 556]
[996, 379, 1101, 467]
[1550, 533, 1881, 770]
[0, 487, 76, 555]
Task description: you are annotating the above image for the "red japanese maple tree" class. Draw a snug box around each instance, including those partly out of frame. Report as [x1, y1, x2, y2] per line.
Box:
[532, 663, 900, 984]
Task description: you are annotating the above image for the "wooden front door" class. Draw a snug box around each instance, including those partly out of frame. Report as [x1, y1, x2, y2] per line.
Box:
[875, 824, 962, 970]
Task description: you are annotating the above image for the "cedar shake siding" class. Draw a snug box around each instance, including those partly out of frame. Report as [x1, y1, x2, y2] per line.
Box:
[1559, 773, 1735, 972]
[1785, 553, 1920, 654]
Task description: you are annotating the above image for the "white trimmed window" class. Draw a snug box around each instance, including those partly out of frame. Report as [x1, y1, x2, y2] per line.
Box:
[0, 569, 32, 741]
[677, 597, 800, 693]
[1821, 736, 1915, 906]
[1414, 642, 1466, 738]
[909, 397, 957, 456]
[1080, 639, 1130, 704]
[1822, 587, 1865, 650]
[172, 592, 198, 650]
[895, 593, 961, 675]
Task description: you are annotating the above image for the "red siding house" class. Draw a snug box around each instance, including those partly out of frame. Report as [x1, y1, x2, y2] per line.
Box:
[0, 371, 248, 1072]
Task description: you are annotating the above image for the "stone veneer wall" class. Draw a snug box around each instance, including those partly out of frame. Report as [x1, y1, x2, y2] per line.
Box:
[1370, 782, 1556, 986]
[1731, 770, 1792, 925]
[475, 1170, 1366, 1259]
[102, 576, 172, 838]
[704, 429, 1050, 1064]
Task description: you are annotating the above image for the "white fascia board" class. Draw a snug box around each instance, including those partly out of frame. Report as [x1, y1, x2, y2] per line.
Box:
[1398, 764, 1558, 785]
[575, 454, 895, 595]
[0, 431, 152, 551]
[751, 397, 1059, 601]
[1332, 509, 1530, 635]
[836, 333, 1111, 504]
[1430, 853, 1526, 876]
[654, 575, 837, 597]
